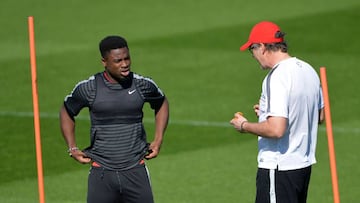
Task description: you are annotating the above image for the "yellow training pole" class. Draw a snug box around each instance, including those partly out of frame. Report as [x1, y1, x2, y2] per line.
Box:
[320, 67, 340, 203]
[28, 16, 46, 203]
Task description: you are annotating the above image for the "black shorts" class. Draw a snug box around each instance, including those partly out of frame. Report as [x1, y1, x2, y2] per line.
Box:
[255, 166, 312, 203]
[87, 163, 154, 203]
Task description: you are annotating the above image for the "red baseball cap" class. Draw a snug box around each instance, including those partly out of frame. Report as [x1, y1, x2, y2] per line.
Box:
[240, 21, 284, 51]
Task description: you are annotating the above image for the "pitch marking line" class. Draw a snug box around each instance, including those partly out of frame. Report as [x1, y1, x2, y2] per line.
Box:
[0, 111, 359, 133]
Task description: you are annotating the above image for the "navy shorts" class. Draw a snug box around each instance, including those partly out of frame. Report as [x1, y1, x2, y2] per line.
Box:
[87, 163, 154, 203]
[255, 166, 312, 203]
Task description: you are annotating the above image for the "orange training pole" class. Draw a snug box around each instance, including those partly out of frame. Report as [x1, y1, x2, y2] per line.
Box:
[28, 16, 46, 203]
[320, 67, 340, 203]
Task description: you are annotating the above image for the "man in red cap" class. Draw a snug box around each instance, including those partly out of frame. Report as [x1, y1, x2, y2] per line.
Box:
[230, 21, 325, 203]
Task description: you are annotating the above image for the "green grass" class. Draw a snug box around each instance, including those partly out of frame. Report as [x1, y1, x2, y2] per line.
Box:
[1, 0, 360, 202]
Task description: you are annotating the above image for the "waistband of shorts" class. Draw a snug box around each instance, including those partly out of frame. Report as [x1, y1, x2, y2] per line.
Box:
[91, 160, 145, 171]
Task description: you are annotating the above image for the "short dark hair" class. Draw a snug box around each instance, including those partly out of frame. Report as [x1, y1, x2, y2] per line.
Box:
[263, 31, 288, 52]
[264, 42, 288, 53]
[99, 36, 129, 58]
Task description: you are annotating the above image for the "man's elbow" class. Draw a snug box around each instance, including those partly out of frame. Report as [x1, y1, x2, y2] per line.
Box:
[272, 130, 285, 139]
[266, 117, 287, 139]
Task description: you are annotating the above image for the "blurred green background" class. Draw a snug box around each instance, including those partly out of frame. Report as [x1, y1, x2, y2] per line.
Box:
[0, 0, 359, 202]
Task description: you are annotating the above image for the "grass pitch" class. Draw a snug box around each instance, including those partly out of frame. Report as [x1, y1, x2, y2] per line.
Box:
[0, 0, 359, 202]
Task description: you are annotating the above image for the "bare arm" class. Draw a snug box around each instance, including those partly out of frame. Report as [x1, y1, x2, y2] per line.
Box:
[230, 112, 287, 138]
[59, 105, 91, 163]
[145, 97, 169, 159]
[60, 105, 76, 148]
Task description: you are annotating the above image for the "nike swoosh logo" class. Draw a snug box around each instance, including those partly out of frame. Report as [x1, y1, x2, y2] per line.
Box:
[128, 89, 136, 94]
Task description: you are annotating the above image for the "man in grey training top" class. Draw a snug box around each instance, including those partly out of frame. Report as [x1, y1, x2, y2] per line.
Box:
[59, 35, 169, 203]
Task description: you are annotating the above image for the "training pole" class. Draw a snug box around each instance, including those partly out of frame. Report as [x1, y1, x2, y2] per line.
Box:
[320, 67, 340, 203]
[28, 16, 46, 203]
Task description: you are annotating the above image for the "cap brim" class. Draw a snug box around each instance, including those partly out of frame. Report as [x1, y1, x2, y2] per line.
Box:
[240, 41, 252, 51]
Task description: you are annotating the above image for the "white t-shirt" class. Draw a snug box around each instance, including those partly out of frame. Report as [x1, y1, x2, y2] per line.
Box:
[257, 57, 324, 170]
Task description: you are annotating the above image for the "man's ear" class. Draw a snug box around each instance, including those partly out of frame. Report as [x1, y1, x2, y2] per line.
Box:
[101, 58, 106, 67]
[260, 44, 266, 55]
